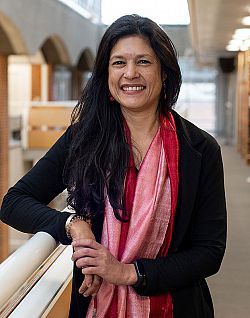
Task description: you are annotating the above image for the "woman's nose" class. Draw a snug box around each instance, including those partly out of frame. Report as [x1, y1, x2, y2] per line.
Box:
[123, 63, 139, 79]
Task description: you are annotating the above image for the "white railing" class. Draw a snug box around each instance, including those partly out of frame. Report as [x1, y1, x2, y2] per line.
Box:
[0, 232, 73, 318]
[0, 232, 57, 308]
[8, 246, 72, 318]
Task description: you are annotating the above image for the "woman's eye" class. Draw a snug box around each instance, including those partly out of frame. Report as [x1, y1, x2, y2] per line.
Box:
[138, 59, 150, 64]
[112, 60, 125, 66]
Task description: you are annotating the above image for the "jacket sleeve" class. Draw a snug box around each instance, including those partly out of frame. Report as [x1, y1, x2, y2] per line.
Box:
[135, 140, 227, 296]
[0, 127, 73, 245]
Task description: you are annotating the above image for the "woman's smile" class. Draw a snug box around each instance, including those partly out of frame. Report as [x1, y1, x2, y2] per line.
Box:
[121, 85, 146, 92]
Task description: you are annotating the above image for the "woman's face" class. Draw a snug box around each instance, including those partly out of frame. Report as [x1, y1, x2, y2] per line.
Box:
[108, 35, 163, 113]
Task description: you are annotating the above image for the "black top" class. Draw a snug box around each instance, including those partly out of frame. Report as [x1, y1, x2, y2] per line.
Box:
[0, 111, 227, 318]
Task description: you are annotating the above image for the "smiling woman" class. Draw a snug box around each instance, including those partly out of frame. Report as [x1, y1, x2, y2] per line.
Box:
[0, 14, 226, 318]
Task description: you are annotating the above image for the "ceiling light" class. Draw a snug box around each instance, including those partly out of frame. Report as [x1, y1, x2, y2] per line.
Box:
[235, 28, 250, 33]
[229, 39, 243, 46]
[226, 45, 239, 52]
[233, 28, 250, 40]
[227, 38, 250, 52]
[232, 34, 248, 40]
[239, 39, 250, 51]
[234, 28, 250, 35]
[244, 39, 250, 46]
[242, 16, 250, 25]
[240, 43, 249, 51]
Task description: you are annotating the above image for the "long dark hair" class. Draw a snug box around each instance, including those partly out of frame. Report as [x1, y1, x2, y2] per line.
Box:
[65, 14, 182, 221]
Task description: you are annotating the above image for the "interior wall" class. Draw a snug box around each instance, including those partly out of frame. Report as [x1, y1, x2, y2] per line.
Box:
[8, 56, 31, 117]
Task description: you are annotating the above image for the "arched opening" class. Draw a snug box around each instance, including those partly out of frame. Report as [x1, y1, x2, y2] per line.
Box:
[40, 35, 72, 100]
[0, 12, 27, 55]
[73, 48, 94, 99]
[41, 35, 70, 66]
[77, 48, 94, 71]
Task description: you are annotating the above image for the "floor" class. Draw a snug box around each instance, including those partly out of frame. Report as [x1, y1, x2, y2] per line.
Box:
[208, 143, 250, 318]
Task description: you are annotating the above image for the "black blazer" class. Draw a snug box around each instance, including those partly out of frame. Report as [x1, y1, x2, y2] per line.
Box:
[1, 111, 226, 318]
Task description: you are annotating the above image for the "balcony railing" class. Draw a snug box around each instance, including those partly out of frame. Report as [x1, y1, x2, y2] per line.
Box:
[0, 232, 73, 318]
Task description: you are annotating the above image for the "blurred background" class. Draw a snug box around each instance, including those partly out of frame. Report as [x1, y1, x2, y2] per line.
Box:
[0, 1, 249, 317]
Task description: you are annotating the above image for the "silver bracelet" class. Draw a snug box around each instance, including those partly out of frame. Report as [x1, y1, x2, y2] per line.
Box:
[65, 214, 87, 240]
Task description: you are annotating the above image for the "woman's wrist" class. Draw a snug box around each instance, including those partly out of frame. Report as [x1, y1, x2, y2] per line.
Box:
[122, 264, 138, 286]
[65, 214, 93, 240]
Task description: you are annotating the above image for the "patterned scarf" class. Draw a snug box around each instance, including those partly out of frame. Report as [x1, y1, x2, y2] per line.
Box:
[86, 113, 179, 317]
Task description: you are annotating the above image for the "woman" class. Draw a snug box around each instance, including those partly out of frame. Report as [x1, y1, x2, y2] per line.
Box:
[0, 15, 226, 318]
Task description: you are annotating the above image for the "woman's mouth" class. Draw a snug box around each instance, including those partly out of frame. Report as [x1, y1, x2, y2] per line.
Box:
[121, 85, 146, 91]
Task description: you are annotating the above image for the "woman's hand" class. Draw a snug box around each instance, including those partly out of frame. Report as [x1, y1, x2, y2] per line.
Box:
[74, 242, 103, 297]
[72, 239, 137, 286]
[78, 272, 102, 297]
[70, 220, 102, 296]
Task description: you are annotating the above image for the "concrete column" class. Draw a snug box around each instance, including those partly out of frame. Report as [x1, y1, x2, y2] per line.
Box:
[41, 64, 48, 101]
[0, 54, 9, 261]
[215, 71, 228, 138]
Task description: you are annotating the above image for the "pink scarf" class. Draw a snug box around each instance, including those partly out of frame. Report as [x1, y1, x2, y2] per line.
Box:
[86, 113, 179, 318]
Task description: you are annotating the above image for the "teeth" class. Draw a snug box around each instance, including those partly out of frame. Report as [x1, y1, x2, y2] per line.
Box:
[123, 86, 144, 91]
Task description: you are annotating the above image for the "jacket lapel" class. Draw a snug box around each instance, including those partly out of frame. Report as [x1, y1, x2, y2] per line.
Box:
[170, 112, 203, 250]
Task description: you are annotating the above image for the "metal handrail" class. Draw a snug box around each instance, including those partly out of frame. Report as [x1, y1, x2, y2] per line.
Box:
[0, 245, 67, 317]
[0, 232, 73, 318]
[0, 232, 57, 309]
[8, 246, 72, 318]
